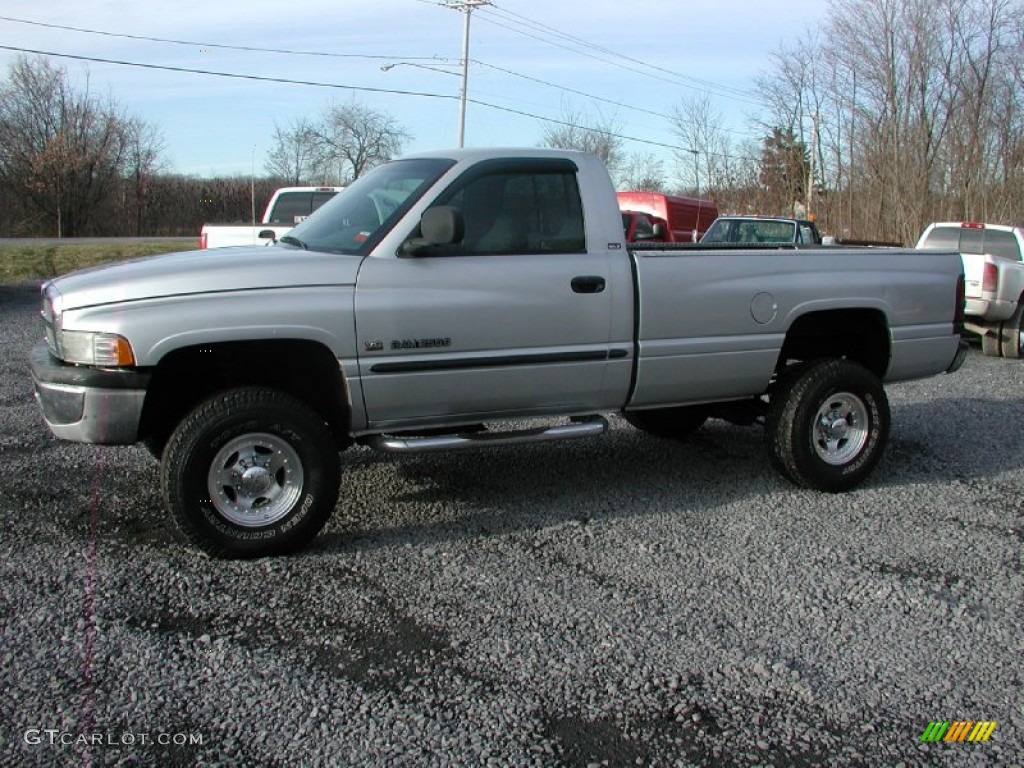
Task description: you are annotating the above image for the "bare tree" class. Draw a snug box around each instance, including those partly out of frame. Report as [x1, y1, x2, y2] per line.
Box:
[539, 105, 626, 179]
[617, 151, 667, 191]
[316, 99, 410, 183]
[122, 117, 166, 236]
[265, 117, 325, 185]
[0, 55, 143, 236]
[669, 93, 736, 198]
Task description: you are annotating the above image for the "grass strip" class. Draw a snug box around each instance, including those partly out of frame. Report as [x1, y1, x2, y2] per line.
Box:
[0, 241, 195, 283]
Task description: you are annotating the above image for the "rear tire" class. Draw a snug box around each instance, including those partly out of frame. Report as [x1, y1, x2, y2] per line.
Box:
[766, 359, 889, 492]
[623, 406, 708, 439]
[161, 387, 340, 558]
[999, 303, 1024, 359]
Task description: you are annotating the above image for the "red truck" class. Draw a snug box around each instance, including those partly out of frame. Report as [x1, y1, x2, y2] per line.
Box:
[618, 191, 719, 243]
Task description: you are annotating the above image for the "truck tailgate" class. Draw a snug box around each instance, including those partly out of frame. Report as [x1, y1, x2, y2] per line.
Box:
[960, 252, 986, 299]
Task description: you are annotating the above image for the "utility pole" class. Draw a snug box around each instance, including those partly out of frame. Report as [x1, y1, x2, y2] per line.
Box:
[250, 144, 256, 232]
[807, 110, 818, 220]
[445, 0, 490, 148]
[689, 148, 699, 197]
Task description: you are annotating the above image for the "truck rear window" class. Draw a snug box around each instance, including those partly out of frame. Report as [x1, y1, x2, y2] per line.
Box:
[268, 193, 315, 224]
[921, 226, 1022, 261]
[703, 219, 796, 244]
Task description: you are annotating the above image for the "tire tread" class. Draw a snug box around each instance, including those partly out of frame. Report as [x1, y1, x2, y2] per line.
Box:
[765, 359, 889, 492]
[160, 387, 340, 558]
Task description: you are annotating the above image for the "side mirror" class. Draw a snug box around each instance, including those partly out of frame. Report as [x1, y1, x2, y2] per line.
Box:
[401, 206, 465, 257]
[258, 229, 277, 242]
[821, 235, 836, 245]
[651, 222, 666, 240]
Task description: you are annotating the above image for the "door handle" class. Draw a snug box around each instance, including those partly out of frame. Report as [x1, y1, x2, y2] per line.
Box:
[571, 275, 606, 293]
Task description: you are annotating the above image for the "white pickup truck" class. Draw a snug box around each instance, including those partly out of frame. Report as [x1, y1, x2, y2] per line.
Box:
[199, 186, 343, 249]
[916, 221, 1024, 358]
[30, 148, 967, 557]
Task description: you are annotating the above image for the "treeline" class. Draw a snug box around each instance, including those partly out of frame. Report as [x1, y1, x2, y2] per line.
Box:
[0, 174, 293, 238]
[0, 55, 293, 237]
[0, 55, 411, 238]
[3, 0, 1022, 243]
[683, 0, 1024, 243]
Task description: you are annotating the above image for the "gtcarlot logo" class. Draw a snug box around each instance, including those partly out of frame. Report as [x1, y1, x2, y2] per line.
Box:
[24, 729, 204, 747]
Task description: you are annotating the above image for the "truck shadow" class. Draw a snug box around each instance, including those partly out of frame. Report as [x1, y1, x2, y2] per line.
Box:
[317, 395, 1024, 554]
[880, 395, 1024, 485]
[317, 420, 770, 553]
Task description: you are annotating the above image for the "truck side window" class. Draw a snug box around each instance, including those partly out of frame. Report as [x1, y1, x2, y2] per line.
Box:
[431, 163, 586, 255]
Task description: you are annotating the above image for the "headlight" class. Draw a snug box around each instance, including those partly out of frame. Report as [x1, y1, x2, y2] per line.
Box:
[41, 282, 136, 366]
[58, 331, 136, 367]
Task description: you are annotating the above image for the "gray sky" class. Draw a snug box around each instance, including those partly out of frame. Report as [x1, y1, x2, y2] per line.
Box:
[0, 0, 830, 183]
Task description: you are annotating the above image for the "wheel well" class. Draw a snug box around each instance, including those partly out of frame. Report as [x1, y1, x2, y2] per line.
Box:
[137, 340, 352, 452]
[778, 309, 890, 378]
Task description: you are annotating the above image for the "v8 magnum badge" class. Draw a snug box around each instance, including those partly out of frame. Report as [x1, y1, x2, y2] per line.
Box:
[363, 340, 384, 352]
[391, 337, 451, 350]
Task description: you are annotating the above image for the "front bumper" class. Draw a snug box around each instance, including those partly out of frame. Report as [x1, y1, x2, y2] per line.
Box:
[29, 340, 150, 444]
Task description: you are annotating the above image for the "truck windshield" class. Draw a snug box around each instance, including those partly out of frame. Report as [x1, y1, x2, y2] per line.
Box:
[280, 158, 455, 254]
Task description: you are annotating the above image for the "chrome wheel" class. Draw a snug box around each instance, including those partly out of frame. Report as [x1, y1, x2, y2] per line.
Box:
[207, 432, 304, 527]
[811, 392, 869, 466]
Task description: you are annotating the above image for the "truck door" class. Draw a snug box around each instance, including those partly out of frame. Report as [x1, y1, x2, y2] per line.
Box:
[353, 159, 627, 429]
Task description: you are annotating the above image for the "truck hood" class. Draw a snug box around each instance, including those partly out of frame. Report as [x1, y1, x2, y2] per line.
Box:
[48, 245, 363, 310]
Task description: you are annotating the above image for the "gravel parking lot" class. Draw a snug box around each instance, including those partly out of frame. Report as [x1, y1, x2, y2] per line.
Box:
[1, 279, 1021, 767]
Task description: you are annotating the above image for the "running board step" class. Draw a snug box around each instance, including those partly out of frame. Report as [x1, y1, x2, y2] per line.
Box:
[366, 416, 608, 454]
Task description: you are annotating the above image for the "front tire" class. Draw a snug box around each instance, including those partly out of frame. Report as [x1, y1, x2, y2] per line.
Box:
[161, 387, 340, 558]
[766, 360, 889, 492]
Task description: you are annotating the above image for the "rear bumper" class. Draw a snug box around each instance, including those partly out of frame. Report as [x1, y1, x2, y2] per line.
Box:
[965, 297, 1014, 323]
[29, 340, 149, 444]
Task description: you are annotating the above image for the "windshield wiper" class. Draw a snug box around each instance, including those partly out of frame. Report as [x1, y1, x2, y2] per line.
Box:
[278, 235, 308, 250]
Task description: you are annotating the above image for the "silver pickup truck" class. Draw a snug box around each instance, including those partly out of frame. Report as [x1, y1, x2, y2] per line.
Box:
[29, 148, 968, 557]
[916, 221, 1024, 358]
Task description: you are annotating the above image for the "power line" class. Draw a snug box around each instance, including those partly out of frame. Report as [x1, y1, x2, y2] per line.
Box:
[473, 59, 673, 121]
[0, 11, 764, 143]
[0, 15, 443, 62]
[471, 59, 761, 141]
[0, 44, 712, 155]
[418, 0, 763, 105]
[477, 5, 767, 107]
[0, 44, 459, 101]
